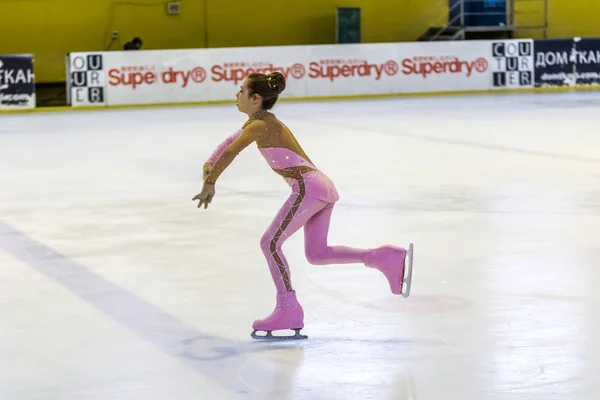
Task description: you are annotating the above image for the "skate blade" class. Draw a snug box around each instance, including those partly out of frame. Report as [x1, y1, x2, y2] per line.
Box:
[401, 243, 414, 298]
[251, 328, 308, 341]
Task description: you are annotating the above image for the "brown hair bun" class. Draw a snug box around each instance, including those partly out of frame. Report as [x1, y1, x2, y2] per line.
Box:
[266, 72, 286, 95]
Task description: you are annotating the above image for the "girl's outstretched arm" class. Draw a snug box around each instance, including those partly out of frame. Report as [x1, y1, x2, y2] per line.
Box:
[205, 128, 243, 165]
[204, 121, 267, 185]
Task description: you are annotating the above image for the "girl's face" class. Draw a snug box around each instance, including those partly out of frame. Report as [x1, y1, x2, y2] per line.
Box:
[236, 78, 257, 114]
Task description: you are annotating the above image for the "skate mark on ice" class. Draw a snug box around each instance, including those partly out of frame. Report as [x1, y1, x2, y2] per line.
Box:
[319, 120, 600, 165]
[301, 336, 449, 348]
[0, 220, 278, 395]
[182, 334, 447, 362]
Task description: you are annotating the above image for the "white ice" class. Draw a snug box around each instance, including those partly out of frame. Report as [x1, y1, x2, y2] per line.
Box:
[1, 91, 600, 400]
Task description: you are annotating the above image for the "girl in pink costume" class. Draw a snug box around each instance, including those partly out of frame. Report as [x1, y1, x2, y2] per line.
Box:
[193, 72, 413, 340]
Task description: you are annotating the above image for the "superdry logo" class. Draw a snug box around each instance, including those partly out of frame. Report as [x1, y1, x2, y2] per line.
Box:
[402, 56, 488, 78]
[209, 60, 398, 84]
[308, 59, 398, 81]
[211, 62, 305, 85]
[108, 65, 206, 89]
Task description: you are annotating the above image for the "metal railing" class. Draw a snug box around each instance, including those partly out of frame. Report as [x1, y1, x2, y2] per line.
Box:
[399, 0, 548, 41]
[429, 1, 467, 41]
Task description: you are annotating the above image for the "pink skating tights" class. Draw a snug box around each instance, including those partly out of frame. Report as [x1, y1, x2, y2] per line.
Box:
[260, 190, 367, 293]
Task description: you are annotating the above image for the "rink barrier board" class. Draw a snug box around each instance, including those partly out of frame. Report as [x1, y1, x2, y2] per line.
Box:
[63, 39, 529, 107]
[62, 37, 600, 109]
[4, 37, 600, 113]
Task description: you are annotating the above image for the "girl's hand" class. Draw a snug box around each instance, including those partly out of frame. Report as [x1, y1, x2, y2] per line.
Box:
[192, 183, 216, 209]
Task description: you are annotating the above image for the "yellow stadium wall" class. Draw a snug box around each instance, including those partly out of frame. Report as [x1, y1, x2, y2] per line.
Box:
[0, 0, 443, 83]
[203, 0, 444, 48]
[514, 0, 600, 39]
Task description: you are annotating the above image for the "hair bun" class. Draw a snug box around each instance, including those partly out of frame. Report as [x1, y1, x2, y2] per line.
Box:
[266, 72, 286, 95]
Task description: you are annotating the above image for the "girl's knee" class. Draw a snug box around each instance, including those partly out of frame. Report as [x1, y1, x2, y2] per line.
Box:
[305, 247, 327, 265]
[261, 231, 282, 256]
[260, 232, 272, 253]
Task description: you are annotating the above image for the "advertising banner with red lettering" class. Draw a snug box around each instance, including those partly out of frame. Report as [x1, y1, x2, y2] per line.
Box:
[105, 50, 209, 105]
[304, 43, 401, 96]
[205, 45, 308, 101]
[66, 40, 523, 108]
[396, 41, 491, 93]
[67, 50, 209, 107]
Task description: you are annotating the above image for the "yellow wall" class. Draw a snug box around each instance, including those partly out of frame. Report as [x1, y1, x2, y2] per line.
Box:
[547, 0, 600, 38]
[204, 0, 444, 48]
[515, 0, 600, 39]
[0, 0, 443, 83]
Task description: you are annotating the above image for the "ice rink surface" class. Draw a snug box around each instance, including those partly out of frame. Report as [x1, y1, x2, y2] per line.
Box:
[1, 91, 600, 400]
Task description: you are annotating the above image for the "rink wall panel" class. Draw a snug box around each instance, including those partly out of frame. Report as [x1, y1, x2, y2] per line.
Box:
[64, 39, 538, 108]
[4, 37, 600, 112]
[59, 37, 600, 108]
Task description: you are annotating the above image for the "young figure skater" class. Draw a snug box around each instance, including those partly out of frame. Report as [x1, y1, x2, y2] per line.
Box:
[193, 72, 413, 340]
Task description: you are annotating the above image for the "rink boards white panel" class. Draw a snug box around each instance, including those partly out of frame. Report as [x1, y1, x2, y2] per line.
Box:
[65, 39, 533, 107]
